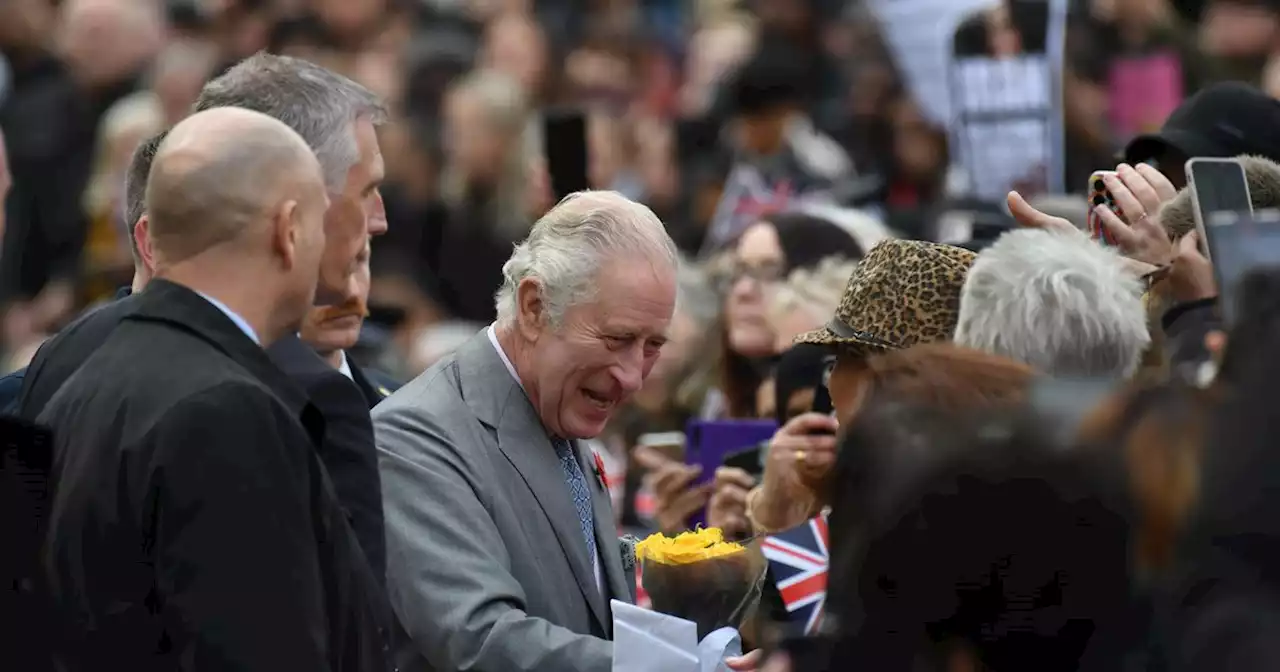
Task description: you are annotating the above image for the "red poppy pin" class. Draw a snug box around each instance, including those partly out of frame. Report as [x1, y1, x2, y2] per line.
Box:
[592, 452, 610, 491]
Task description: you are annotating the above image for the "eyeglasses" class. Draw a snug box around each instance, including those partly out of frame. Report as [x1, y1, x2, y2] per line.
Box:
[716, 261, 785, 293]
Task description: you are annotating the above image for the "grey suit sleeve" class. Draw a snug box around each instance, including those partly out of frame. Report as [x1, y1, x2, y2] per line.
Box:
[376, 406, 613, 672]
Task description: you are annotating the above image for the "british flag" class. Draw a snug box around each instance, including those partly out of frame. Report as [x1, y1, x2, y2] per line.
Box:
[761, 513, 829, 634]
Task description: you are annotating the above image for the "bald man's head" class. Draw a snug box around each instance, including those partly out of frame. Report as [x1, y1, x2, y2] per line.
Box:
[145, 107, 325, 264]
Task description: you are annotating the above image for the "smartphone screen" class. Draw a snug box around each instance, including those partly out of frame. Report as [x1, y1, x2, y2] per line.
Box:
[543, 110, 589, 201]
[1203, 209, 1280, 327]
[1187, 158, 1253, 263]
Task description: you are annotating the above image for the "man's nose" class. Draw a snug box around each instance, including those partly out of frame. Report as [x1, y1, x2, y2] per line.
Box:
[612, 348, 645, 394]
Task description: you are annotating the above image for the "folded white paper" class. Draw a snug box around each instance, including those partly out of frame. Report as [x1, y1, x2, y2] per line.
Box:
[611, 600, 743, 672]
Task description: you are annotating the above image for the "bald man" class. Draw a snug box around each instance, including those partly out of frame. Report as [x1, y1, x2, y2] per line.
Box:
[33, 108, 389, 672]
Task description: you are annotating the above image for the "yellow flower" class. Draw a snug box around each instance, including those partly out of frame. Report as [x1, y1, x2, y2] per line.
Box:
[635, 528, 745, 565]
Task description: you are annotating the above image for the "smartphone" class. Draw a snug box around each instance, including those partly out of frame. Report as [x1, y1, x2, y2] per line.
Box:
[636, 432, 685, 461]
[722, 442, 765, 478]
[543, 110, 589, 201]
[1187, 157, 1253, 264]
[1201, 209, 1280, 327]
[685, 420, 778, 527]
[1087, 170, 1120, 246]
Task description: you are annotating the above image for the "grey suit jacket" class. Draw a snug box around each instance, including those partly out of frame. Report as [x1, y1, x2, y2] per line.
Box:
[374, 332, 634, 672]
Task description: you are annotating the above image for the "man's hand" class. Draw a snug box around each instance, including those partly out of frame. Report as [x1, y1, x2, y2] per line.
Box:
[635, 445, 711, 534]
[1166, 231, 1217, 303]
[1094, 163, 1178, 265]
[706, 467, 756, 539]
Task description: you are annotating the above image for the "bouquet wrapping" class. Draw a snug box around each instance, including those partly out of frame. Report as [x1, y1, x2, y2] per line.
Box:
[635, 528, 768, 640]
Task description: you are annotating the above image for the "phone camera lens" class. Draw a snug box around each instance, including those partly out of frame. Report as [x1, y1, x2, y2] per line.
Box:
[1092, 195, 1107, 206]
[1093, 179, 1105, 192]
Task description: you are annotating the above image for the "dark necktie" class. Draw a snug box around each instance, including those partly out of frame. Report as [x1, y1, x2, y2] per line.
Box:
[553, 439, 598, 573]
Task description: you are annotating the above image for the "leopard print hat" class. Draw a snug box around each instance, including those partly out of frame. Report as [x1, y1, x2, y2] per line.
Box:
[794, 239, 978, 356]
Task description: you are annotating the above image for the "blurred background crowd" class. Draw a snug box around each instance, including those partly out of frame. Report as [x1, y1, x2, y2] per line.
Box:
[12, 0, 1280, 668]
[7, 0, 1280, 379]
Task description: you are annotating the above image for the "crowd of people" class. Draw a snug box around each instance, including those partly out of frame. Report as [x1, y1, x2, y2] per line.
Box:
[7, 0, 1280, 671]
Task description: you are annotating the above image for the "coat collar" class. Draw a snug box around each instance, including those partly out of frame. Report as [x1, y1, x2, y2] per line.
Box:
[127, 279, 323, 445]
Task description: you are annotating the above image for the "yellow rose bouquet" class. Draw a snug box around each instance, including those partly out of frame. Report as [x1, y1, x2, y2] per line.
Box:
[635, 528, 768, 639]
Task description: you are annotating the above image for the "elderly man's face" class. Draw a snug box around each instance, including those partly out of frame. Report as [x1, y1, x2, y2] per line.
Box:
[318, 116, 386, 304]
[302, 239, 371, 356]
[524, 258, 676, 439]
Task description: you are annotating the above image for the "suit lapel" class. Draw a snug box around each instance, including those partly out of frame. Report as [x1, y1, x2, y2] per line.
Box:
[456, 333, 609, 631]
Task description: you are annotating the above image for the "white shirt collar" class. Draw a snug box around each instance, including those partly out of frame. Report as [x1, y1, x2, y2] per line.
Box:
[336, 350, 353, 380]
[487, 323, 523, 391]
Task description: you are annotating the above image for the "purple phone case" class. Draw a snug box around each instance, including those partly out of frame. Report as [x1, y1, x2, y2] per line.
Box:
[684, 419, 778, 528]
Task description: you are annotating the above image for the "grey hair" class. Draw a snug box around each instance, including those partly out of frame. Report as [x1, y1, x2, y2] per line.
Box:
[494, 190, 678, 328]
[954, 228, 1150, 378]
[193, 52, 388, 191]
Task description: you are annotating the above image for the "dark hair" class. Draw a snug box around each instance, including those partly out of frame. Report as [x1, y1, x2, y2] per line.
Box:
[766, 212, 864, 272]
[122, 131, 167, 261]
[724, 39, 812, 117]
[825, 401, 1139, 671]
[774, 343, 829, 425]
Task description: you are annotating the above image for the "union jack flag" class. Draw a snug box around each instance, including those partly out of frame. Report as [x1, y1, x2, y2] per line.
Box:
[761, 513, 829, 634]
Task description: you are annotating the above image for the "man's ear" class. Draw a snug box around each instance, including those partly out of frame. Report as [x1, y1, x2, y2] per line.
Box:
[134, 216, 155, 273]
[271, 199, 301, 271]
[515, 277, 546, 342]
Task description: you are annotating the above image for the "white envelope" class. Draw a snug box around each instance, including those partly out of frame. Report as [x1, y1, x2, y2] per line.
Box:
[611, 600, 743, 672]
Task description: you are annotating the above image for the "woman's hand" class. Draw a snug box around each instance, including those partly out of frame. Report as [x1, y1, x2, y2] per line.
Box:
[753, 413, 840, 532]
[706, 466, 757, 539]
[1093, 163, 1179, 265]
[635, 445, 711, 535]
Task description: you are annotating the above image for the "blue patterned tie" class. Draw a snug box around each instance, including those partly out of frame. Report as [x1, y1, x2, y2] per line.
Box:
[554, 439, 598, 571]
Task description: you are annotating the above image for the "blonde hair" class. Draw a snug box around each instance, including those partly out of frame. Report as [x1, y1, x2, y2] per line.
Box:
[767, 257, 855, 327]
[441, 68, 536, 240]
[84, 91, 163, 219]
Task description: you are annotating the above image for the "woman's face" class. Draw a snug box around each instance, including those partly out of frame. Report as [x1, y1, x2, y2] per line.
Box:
[444, 90, 506, 182]
[891, 99, 945, 183]
[827, 352, 870, 423]
[725, 222, 785, 357]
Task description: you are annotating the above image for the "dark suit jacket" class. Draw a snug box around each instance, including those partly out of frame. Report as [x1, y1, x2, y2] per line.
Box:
[351, 361, 399, 408]
[35, 280, 389, 671]
[267, 336, 389, 584]
[18, 287, 136, 420]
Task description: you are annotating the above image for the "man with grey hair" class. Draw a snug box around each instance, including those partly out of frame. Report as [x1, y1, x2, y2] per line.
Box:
[16, 54, 398, 589]
[954, 228, 1150, 378]
[34, 107, 387, 671]
[375, 191, 759, 671]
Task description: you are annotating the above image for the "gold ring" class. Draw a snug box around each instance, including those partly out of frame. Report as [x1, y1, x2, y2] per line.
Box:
[795, 450, 807, 464]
